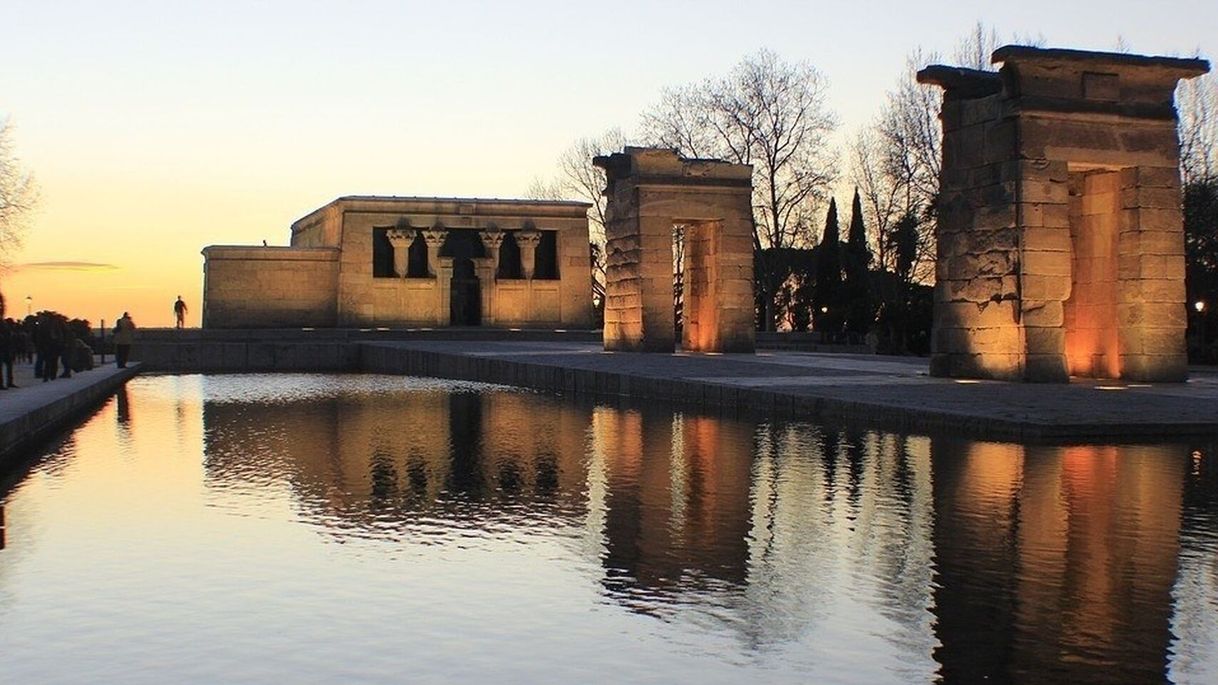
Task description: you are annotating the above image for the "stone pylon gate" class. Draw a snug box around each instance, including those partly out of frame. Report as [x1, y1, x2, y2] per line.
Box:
[594, 148, 755, 353]
[920, 46, 1209, 382]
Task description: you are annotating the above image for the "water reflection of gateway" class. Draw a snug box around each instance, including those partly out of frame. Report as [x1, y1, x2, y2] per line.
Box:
[197, 380, 1217, 681]
[930, 439, 1189, 684]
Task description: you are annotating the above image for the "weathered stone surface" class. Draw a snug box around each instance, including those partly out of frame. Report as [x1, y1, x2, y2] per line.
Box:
[924, 45, 1206, 382]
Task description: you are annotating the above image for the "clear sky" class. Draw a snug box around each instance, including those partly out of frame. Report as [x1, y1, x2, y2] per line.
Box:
[1, 0, 1214, 327]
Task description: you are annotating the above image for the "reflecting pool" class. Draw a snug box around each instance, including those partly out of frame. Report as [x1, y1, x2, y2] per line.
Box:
[1, 374, 1216, 684]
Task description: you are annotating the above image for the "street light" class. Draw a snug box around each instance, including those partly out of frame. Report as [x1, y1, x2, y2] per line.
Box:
[1196, 300, 1207, 313]
[25, 295, 31, 317]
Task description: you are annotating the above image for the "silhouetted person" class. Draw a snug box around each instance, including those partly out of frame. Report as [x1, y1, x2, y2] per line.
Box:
[114, 312, 135, 368]
[0, 319, 16, 389]
[174, 296, 188, 329]
[34, 312, 65, 382]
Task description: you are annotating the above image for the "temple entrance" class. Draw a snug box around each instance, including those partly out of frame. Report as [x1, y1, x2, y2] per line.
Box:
[443, 230, 485, 326]
[1064, 168, 1123, 378]
[450, 257, 482, 326]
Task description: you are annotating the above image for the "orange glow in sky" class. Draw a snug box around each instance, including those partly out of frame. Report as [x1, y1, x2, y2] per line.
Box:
[1, 1, 1212, 327]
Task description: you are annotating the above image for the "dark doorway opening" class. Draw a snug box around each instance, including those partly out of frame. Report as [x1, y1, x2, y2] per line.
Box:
[443, 230, 484, 326]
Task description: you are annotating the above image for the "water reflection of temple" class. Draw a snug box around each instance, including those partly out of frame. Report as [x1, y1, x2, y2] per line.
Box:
[202, 386, 592, 531]
[198, 380, 1218, 682]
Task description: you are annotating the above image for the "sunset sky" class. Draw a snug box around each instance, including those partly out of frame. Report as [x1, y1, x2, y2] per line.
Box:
[2, 0, 1214, 327]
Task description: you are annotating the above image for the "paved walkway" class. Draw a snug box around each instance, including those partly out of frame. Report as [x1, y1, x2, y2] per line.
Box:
[365, 341, 1218, 440]
[0, 360, 140, 468]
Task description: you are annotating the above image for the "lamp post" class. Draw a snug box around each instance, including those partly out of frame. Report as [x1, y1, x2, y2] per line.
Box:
[1193, 300, 1210, 362]
[25, 295, 31, 317]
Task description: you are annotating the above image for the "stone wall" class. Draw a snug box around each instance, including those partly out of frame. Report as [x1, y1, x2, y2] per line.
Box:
[930, 89, 1027, 380]
[202, 246, 340, 328]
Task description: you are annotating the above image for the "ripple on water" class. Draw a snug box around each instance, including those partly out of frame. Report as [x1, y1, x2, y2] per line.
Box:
[0, 374, 1215, 684]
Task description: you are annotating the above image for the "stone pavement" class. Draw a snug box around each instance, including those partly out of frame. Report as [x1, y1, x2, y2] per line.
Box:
[363, 341, 1218, 441]
[0, 360, 141, 467]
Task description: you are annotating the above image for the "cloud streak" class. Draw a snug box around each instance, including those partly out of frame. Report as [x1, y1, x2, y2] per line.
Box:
[15, 261, 120, 272]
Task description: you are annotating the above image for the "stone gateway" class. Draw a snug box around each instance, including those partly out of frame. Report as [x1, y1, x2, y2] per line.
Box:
[202, 196, 594, 329]
[595, 147, 756, 353]
[920, 46, 1209, 382]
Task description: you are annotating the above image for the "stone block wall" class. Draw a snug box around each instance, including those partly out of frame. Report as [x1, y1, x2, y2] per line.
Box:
[931, 92, 1028, 380]
[202, 247, 340, 328]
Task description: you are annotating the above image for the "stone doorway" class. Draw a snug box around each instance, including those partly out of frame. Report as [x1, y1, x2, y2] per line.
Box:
[1064, 168, 1123, 377]
[444, 230, 485, 326]
[450, 258, 481, 326]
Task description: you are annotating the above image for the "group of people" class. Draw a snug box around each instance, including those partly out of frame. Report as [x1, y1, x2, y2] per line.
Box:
[0, 312, 92, 386]
[0, 310, 139, 388]
[0, 296, 182, 391]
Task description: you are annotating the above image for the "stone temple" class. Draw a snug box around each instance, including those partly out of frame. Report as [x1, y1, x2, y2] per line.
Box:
[920, 46, 1209, 382]
[202, 196, 594, 329]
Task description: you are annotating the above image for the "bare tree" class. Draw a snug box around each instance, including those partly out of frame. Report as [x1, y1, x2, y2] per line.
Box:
[953, 22, 1002, 71]
[0, 118, 38, 260]
[526, 128, 628, 307]
[641, 49, 838, 329]
[641, 49, 838, 251]
[864, 49, 946, 286]
[1180, 71, 1218, 184]
[849, 130, 903, 274]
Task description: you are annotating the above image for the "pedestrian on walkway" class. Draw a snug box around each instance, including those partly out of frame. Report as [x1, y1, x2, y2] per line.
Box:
[114, 312, 135, 369]
[174, 296, 188, 329]
[0, 319, 17, 389]
[34, 312, 65, 382]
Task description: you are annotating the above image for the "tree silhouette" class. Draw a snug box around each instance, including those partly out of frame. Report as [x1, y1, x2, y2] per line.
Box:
[844, 188, 875, 337]
[813, 198, 844, 337]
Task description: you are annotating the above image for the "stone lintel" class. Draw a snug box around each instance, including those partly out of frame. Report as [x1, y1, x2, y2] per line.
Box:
[594, 147, 753, 197]
[202, 246, 340, 262]
[991, 45, 1210, 79]
[1010, 96, 1178, 121]
[916, 65, 1002, 99]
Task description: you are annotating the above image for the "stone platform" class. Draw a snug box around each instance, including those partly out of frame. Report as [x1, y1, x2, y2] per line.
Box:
[0, 360, 141, 470]
[361, 340, 1218, 441]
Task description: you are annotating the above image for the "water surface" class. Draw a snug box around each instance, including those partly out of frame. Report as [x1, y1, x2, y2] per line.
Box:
[1, 374, 1216, 684]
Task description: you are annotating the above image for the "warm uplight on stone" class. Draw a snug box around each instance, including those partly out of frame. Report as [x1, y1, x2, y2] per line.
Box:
[921, 46, 1209, 382]
[202, 197, 594, 329]
[594, 148, 755, 353]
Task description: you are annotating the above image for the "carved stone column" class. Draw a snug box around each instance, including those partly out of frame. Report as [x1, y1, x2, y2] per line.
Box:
[385, 228, 417, 277]
[421, 228, 448, 278]
[435, 256, 454, 326]
[515, 229, 542, 279]
[479, 230, 505, 275]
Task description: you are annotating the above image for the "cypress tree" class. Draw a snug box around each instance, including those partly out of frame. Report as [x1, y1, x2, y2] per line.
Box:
[844, 188, 875, 337]
[813, 198, 843, 337]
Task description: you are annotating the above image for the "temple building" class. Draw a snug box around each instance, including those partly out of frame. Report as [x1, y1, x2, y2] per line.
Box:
[920, 46, 1209, 382]
[202, 196, 594, 328]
